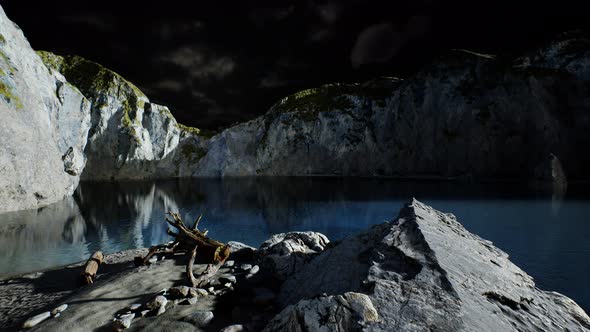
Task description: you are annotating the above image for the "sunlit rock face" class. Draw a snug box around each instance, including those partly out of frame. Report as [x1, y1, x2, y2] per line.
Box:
[0, 7, 90, 213]
[36, 52, 212, 180]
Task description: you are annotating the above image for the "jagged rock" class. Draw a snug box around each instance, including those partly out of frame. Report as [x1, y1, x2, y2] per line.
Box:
[190, 288, 209, 297]
[227, 241, 257, 261]
[263, 292, 378, 332]
[220, 324, 245, 332]
[183, 311, 214, 327]
[113, 313, 134, 331]
[0, 6, 91, 213]
[258, 231, 330, 280]
[22, 312, 51, 329]
[273, 199, 590, 331]
[249, 265, 260, 275]
[533, 153, 568, 190]
[168, 286, 190, 299]
[50, 304, 68, 316]
[224, 260, 235, 267]
[145, 295, 167, 310]
[128, 304, 141, 311]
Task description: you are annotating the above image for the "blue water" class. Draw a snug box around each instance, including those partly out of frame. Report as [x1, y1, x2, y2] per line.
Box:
[0, 178, 588, 312]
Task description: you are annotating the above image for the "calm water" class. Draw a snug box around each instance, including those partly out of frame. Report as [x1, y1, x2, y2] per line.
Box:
[0, 178, 589, 312]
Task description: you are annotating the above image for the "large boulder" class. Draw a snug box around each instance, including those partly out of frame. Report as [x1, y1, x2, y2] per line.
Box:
[0, 7, 91, 212]
[258, 231, 330, 280]
[270, 199, 590, 331]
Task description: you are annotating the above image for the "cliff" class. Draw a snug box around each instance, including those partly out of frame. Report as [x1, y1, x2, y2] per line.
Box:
[1, 3, 590, 212]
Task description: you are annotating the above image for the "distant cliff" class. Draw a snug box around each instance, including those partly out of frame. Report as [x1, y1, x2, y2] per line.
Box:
[1, 3, 589, 212]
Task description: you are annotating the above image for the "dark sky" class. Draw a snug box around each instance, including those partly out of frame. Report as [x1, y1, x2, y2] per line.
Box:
[1, 0, 588, 129]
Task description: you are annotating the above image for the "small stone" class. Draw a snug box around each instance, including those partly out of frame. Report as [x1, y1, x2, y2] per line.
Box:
[51, 304, 68, 316]
[249, 265, 260, 275]
[183, 311, 214, 327]
[160, 256, 166, 261]
[240, 264, 252, 271]
[113, 313, 135, 331]
[148, 256, 158, 264]
[207, 287, 215, 294]
[186, 297, 199, 305]
[140, 310, 150, 317]
[220, 324, 245, 332]
[224, 260, 235, 267]
[128, 303, 141, 311]
[146, 295, 168, 310]
[190, 287, 209, 297]
[224, 283, 232, 288]
[169, 286, 190, 298]
[54, 313, 61, 318]
[219, 275, 237, 284]
[156, 305, 166, 316]
[22, 311, 51, 328]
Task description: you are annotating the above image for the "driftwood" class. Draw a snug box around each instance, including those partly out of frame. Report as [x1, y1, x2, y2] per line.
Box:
[80, 251, 104, 285]
[136, 212, 230, 287]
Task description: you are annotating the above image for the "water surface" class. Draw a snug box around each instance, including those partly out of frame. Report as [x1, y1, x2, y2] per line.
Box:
[0, 177, 588, 312]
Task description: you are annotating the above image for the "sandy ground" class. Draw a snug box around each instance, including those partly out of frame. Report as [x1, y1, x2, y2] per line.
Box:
[0, 249, 279, 331]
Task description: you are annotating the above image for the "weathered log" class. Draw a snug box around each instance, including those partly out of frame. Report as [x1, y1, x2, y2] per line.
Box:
[80, 251, 103, 285]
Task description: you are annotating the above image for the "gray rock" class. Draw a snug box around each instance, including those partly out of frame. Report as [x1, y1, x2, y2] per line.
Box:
[224, 260, 235, 267]
[53, 313, 60, 318]
[263, 292, 378, 332]
[274, 199, 590, 331]
[220, 324, 245, 332]
[0, 7, 91, 213]
[219, 275, 237, 284]
[239, 264, 252, 271]
[533, 153, 568, 190]
[128, 304, 141, 311]
[168, 286, 190, 299]
[139, 310, 150, 318]
[228, 241, 257, 261]
[113, 313, 134, 331]
[249, 265, 260, 275]
[22, 311, 51, 329]
[155, 305, 166, 316]
[145, 295, 167, 310]
[183, 311, 214, 327]
[258, 231, 329, 280]
[50, 304, 68, 316]
[185, 297, 198, 305]
[190, 288, 209, 297]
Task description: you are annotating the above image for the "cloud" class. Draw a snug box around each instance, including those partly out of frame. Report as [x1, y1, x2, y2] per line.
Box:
[59, 15, 115, 32]
[350, 23, 402, 68]
[158, 46, 236, 81]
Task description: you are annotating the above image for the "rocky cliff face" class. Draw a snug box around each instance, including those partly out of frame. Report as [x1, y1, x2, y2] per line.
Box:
[196, 35, 590, 179]
[1, 2, 590, 212]
[36, 52, 213, 180]
[265, 199, 590, 331]
[0, 7, 91, 213]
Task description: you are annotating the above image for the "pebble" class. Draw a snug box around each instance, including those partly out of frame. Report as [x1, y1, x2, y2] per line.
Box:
[220, 324, 245, 332]
[207, 287, 215, 294]
[51, 304, 68, 316]
[249, 265, 260, 275]
[146, 295, 168, 310]
[113, 313, 135, 330]
[240, 264, 252, 271]
[224, 260, 235, 267]
[186, 297, 199, 305]
[54, 313, 61, 318]
[148, 256, 158, 264]
[169, 286, 190, 298]
[183, 311, 214, 327]
[140, 310, 150, 317]
[219, 275, 237, 284]
[22, 311, 51, 328]
[190, 287, 209, 298]
[128, 303, 142, 311]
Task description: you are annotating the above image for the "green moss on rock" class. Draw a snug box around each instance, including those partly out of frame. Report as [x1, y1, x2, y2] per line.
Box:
[178, 123, 216, 139]
[0, 33, 6, 45]
[0, 80, 23, 110]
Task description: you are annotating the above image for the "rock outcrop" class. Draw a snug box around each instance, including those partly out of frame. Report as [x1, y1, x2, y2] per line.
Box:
[36, 51, 214, 180]
[267, 199, 590, 331]
[257, 231, 330, 280]
[0, 6, 91, 213]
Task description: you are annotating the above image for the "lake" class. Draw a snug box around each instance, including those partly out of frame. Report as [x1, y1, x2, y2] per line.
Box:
[0, 177, 589, 312]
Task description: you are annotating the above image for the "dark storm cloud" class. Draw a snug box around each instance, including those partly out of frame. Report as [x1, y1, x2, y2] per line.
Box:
[157, 46, 236, 81]
[58, 14, 115, 32]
